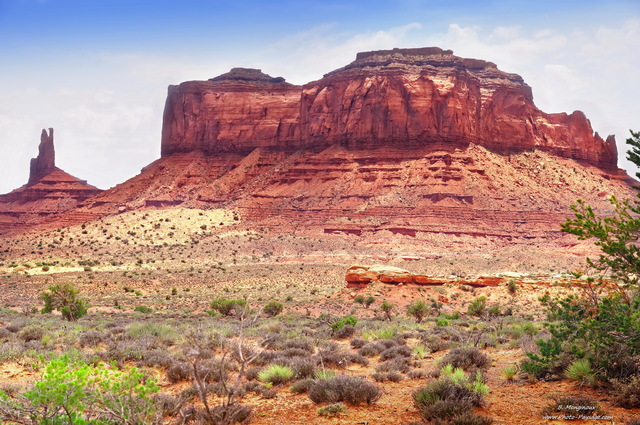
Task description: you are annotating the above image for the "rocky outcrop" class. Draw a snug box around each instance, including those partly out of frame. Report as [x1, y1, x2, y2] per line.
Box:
[161, 47, 617, 169]
[29, 128, 56, 184]
[0, 129, 102, 233]
[345, 264, 505, 287]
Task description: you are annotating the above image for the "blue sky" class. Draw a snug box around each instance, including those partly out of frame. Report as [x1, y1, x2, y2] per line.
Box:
[1, 0, 639, 193]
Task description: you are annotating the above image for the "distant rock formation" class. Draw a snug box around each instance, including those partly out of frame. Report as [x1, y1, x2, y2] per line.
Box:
[0, 129, 102, 233]
[28, 128, 56, 184]
[161, 47, 617, 169]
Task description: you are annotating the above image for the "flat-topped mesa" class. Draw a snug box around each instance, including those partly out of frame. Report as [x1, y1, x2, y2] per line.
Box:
[28, 128, 56, 184]
[160, 47, 618, 169]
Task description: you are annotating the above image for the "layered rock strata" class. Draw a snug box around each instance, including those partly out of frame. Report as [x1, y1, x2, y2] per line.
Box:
[161, 47, 617, 169]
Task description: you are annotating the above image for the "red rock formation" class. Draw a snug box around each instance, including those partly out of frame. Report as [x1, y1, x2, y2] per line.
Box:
[0, 129, 102, 233]
[29, 128, 56, 184]
[161, 48, 617, 169]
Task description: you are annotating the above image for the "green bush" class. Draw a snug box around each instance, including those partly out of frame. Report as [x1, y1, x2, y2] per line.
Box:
[40, 282, 89, 321]
[331, 316, 358, 334]
[262, 301, 283, 317]
[467, 296, 487, 317]
[210, 298, 247, 316]
[0, 355, 159, 424]
[380, 300, 395, 321]
[407, 300, 430, 323]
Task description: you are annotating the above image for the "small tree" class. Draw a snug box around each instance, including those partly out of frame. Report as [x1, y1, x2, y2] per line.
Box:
[40, 283, 88, 321]
[407, 300, 430, 323]
[380, 300, 396, 321]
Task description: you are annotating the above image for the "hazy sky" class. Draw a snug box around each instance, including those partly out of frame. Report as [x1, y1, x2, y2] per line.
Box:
[1, 0, 639, 193]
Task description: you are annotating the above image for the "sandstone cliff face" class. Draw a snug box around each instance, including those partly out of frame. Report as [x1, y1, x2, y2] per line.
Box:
[161, 68, 301, 156]
[0, 129, 102, 233]
[161, 47, 617, 169]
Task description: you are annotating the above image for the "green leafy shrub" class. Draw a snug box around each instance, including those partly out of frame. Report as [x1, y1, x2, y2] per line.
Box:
[40, 282, 89, 321]
[330, 316, 358, 334]
[262, 301, 283, 317]
[380, 300, 396, 321]
[467, 296, 487, 317]
[308, 375, 381, 405]
[407, 300, 430, 323]
[210, 298, 247, 316]
[0, 355, 159, 424]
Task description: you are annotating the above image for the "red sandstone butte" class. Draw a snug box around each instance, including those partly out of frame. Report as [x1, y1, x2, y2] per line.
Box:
[0, 129, 102, 233]
[75, 47, 635, 245]
[161, 48, 617, 169]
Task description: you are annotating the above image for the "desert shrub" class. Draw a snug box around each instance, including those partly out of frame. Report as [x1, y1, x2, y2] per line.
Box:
[210, 298, 247, 316]
[627, 420, 640, 425]
[330, 316, 358, 334]
[358, 342, 385, 357]
[354, 295, 375, 308]
[379, 345, 412, 361]
[78, 330, 105, 347]
[380, 300, 396, 321]
[565, 359, 597, 387]
[523, 293, 640, 381]
[206, 402, 252, 425]
[467, 296, 487, 317]
[134, 305, 153, 314]
[413, 366, 488, 422]
[350, 337, 367, 349]
[439, 347, 491, 371]
[317, 402, 346, 417]
[500, 364, 518, 381]
[281, 357, 317, 379]
[262, 301, 283, 317]
[425, 337, 450, 353]
[40, 282, 88, 321]
[318, 349, 368, 368]
[375, 357, 412, 374]
[290, 378, 314, 394]
[540, 395, 606, 418]
[0, 355, 159, 424]
[407, 300, 431, 323]
[334, 324, 356, 339]
[372, 371, 403, 382]
[17, 325, 44, 342]
[167, 361, 192, 383]
[127, 321, 177, 342]
[611, 375, 640, 408]
[407, 369, 429, 379]
[258, 365, 294, 385]
[308, 375, 381, 405]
